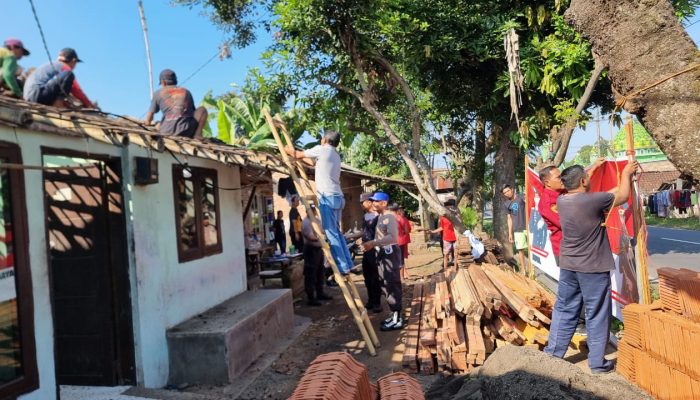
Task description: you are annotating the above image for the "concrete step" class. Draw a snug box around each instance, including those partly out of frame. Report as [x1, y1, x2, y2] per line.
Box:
[167, 289, 294, 385]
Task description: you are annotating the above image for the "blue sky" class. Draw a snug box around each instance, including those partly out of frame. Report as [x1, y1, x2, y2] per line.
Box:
[3, 2, 698, 161]
[3, 1, 272, 118]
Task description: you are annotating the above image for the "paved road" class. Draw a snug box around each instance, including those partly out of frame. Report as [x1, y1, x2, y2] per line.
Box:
[647, 226, 700, 278]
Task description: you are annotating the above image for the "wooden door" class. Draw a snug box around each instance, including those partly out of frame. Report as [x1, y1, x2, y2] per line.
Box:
[43, 154, 134, 386]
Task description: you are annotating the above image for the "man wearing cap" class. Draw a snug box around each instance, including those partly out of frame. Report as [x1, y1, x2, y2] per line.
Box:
[360, 192, 382, 313]
[145, 69, 209, 138]
[24, 48, 95, 108]
[362, 192, 404, 331]
[286, 130, 355, 275]
[0, 38, 30, 98]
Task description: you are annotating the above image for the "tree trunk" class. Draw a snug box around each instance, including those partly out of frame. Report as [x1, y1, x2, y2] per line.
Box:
[566, 0, 700, 179]
[493, 123, 517, 262]
[472, 117, 487, 234]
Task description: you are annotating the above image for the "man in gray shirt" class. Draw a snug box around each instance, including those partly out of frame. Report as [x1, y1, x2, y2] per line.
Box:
[287, 130, 355, 275]
[362, 192, 404, 331]
[544, 161, 638, 374]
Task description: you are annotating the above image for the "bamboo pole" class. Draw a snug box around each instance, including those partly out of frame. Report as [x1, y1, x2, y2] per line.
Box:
[625, 117, 651, 304]
[264, 109, 380, 355]
[524, 157, 535, 279]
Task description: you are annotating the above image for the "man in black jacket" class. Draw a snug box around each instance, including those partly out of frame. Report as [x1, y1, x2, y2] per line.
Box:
[360, 193, 382, 313]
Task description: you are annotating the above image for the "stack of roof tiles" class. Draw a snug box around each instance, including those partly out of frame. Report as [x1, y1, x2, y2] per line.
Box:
[617, 267, 700, 399]
[377, 372, 424, 400]
[288, 352, 374, 400]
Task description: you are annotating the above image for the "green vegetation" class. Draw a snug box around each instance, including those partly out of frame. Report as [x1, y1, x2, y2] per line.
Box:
[459, 207, 479, 230]
[646, 215, 700, 231]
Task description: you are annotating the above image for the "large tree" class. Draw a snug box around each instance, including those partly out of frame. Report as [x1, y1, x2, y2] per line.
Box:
[566, 0, 700, 179]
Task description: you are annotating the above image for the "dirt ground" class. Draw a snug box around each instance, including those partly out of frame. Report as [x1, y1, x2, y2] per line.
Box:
[184, 247, 446, 399]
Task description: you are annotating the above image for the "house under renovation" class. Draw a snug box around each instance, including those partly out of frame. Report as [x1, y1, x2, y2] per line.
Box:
[0, 97, 417, 400]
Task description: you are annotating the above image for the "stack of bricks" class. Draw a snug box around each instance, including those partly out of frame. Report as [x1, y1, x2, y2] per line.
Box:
[658, 267, 700, 321]
[288, 352, 374, 400]
[377, 372, 425, 400]
[617, 267, 700, 399]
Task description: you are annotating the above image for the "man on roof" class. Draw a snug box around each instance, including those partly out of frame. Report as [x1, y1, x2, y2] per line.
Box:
[0, 38, 30, 98]
[145, 69, 208, 138]
[24, 48, 95, 109]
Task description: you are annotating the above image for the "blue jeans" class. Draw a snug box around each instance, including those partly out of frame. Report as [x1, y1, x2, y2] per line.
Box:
[544, 269, 612, 371]
[318, 194, 354, 274]
[33, 70, 74, 105]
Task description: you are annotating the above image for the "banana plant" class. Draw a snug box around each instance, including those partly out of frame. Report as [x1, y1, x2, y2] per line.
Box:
[200, 92, 307, 151]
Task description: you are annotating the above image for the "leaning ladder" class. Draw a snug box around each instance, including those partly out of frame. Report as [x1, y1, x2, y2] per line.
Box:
[264, 110, 381, 356]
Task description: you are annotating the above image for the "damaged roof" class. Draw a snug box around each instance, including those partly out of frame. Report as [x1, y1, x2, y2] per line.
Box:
[0, 97, 414, 187]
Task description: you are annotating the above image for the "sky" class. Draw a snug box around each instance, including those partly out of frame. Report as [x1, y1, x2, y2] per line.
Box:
[3, 1, 273, 118]
[3, 1, 699, 162]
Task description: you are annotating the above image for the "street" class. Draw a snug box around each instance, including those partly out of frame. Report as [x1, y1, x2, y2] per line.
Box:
[647, 226, 700, 279]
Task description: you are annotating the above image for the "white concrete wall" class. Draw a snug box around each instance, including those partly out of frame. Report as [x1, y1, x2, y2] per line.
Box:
[0, 125, 247, 398]
[128, 146, 247, 387]
[0, 127, 122, 400]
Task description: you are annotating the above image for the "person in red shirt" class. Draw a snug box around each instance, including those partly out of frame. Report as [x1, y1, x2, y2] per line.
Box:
[23, 48, 95, 109]
[538, 158, 606, 264]
[432, 200, 457, 272]
[391, 204, 412, 280]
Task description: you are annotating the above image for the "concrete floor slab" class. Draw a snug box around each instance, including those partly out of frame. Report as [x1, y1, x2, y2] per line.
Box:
[60, 385, 152, 400]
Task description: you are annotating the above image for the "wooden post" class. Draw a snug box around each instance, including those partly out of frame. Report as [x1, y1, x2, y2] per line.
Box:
[524, 157, 535, 279]
[625, 117, 652, 304]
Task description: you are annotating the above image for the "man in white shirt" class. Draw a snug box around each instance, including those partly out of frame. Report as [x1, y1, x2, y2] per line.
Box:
[287, 130, 355, 274]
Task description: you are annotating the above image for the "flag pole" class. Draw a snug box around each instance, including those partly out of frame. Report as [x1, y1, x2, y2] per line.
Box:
[525, 156, 535, 279]
[625, 117, 651, 304]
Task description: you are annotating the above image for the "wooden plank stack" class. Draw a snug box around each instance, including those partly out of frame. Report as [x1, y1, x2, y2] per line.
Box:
[617, 267, 700, 399]
[402, 263, 553, 375]
[455, 236, 474, 267]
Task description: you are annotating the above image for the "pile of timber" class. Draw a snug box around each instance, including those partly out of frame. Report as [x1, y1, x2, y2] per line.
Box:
[478, 238, 504, 265]
[402, 263, 553, 374]
[455, 236, 474, 267]
[617, 267, 700, 399]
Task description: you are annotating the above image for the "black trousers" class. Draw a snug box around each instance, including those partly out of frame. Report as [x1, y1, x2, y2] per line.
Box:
[362, 248, 381, 307]
[304, 245, 325, 301]
[290, 234, 304, 254]
[377, 245, 402, 312]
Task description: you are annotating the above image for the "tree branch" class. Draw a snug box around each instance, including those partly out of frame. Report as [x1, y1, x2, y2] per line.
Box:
[549, 58, 606, 166]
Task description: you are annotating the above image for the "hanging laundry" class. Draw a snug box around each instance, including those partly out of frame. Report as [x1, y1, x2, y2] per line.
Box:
[277, 176, 298, 198]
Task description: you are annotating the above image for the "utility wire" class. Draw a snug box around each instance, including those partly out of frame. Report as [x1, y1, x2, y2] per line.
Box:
[181, 52, 220, 85]
[27, 0, 53, 64]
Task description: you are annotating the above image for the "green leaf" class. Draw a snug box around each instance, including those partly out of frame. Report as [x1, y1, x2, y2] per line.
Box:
[217, 99, 232, 144]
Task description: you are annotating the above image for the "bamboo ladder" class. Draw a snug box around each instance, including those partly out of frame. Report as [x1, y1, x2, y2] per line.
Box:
[263, 109, 381, 355]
